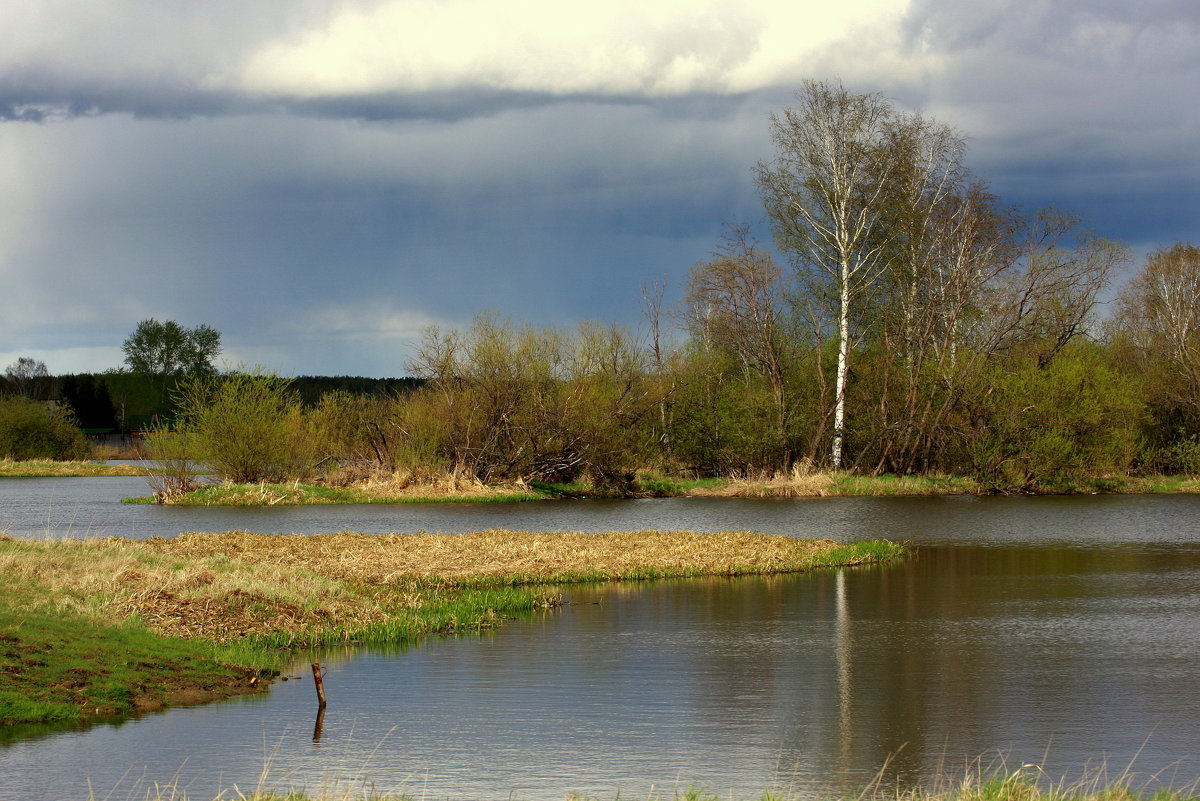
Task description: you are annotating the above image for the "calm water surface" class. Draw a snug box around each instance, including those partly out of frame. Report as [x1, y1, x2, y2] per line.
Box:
[2, 479, 1200, 800]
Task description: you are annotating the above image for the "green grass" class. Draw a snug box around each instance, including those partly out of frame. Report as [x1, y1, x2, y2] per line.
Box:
[831, 472, 980, 496]
[245, 583, 553, 649]
[0, 594, 272, 734]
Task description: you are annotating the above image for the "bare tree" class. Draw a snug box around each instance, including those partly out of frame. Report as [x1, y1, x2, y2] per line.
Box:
[757, 80, 899, 468]
[1114, 242, 1200, 416]
[685, 223, 794, 468]
[3, 357, 52, 401]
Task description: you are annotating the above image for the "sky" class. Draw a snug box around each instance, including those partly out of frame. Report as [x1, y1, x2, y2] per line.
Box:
[1, 0, 1197, 378]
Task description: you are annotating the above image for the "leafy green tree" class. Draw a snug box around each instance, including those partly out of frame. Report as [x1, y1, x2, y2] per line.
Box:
[957, 343, 1143, 490]
[122, 318, 221, 377]
[121, 319, 221, 415]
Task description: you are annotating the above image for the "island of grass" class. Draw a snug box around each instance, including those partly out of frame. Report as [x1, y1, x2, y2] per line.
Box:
[0, 529, 903, 733]
[117, 470, 1200, 506]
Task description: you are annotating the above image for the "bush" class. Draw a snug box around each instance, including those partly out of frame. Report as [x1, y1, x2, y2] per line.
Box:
[961, 344, 1144, 490]
[0, 396, 90, 460]
[175, 371, 318, 483]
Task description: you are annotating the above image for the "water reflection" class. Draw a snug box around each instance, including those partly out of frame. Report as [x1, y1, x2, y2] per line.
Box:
[4, 489, 1200, 799]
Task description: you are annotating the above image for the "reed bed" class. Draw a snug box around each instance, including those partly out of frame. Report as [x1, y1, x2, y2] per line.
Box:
[143, 529, 888, 585]
[688, 468, 837, 498]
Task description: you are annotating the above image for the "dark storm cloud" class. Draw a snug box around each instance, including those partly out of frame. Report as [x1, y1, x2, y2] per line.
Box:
[3, 0, 1198, 375]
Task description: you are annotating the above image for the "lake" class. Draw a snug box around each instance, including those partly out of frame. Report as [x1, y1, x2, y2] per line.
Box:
[3, 477, 1200, 800]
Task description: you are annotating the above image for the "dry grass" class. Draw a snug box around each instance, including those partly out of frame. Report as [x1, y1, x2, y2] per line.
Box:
[0, 535, 390, 641]
[144, 529, 848, 584]
[350, 467, 534, 500]
[0, 458, 151, 477]
[3, 530, 899, 643]
[689, 465, 836, 498]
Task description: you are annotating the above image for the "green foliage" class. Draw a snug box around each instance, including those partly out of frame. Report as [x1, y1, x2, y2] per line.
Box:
[0, 396, 90, 460]
[122, 318, 221, 378]
[120, 318, 222, 416]
[0, 601, 262, 728]
[960, 344, 1144, 491]
[175, 371, 319, 483]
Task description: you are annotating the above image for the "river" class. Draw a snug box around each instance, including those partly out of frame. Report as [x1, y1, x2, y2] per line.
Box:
[2, 477, 1200, 800]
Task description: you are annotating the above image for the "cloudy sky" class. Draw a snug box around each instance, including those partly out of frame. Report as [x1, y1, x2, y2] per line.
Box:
[1, 0, 1197, 378]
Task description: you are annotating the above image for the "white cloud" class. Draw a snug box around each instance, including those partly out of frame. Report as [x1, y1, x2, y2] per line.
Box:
[230, 0, 908, 97]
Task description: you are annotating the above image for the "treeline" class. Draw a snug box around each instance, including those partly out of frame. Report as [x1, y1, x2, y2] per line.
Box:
[150, 81, 1197, 493]
[45, 373, 422, 430]
[7, 81, 1200, 492]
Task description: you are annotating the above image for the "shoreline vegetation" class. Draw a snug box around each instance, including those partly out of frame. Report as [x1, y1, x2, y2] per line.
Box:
[3, 457, 1198, 502]
[0, 529, 902, 734]
[0, 458, 162, 477]
[21, 766, 1200, 801]
[124, 470, 1200, 506]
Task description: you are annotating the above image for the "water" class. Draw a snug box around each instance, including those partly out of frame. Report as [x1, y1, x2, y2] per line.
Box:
[3, 480, 1200, 800]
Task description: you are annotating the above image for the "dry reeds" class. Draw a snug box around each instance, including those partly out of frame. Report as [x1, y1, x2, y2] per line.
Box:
[689, 464, 836, 498]
[144, 529, 846, 583]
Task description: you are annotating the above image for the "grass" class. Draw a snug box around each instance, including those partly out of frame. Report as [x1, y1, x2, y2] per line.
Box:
[123, 479, 544, 505]
[0, 458, 156, 477]
[114, 462, 1200, 506]
[52, 764, 1200, 801]
[0, 529, 901, 730]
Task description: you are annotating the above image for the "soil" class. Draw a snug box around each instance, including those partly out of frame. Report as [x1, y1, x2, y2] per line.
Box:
[126, 667, 272, 715]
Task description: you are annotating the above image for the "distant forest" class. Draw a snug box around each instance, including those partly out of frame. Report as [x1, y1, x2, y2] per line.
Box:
[49, 374, 423, 431]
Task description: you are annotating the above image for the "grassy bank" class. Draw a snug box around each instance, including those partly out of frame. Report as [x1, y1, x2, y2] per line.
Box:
[0, 458, 155, 477]
[123, 469, 1200, 506]
[0, 530, 901, 729]
[122, 479, 541, 505]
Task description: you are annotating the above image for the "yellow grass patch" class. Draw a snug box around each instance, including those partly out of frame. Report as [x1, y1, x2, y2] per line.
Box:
[688, 468, 836, 498]
[144, 529, 844, 583]
[0, 536, 388, 640]
[0, 458, 150, 477]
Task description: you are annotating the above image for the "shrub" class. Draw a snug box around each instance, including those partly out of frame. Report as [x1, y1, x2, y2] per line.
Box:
[0, 396, 90, 460]
[175, 371, 319, 483]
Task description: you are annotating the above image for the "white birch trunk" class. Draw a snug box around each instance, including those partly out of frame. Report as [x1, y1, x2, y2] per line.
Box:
[832, 263, 851, 469]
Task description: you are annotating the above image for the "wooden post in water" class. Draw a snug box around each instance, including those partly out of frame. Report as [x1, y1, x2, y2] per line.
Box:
[311, 662, 327, 709]
[312, 705, 326, 742]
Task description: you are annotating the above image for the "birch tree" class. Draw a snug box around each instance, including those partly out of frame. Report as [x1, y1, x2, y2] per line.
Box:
[757, 80, 898, 468]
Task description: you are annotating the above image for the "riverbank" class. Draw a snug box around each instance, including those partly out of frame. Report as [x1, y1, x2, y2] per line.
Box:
[0, 458, 154, 477]
[119, 470, 1200, 505]
[0, 531, 902, 730]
